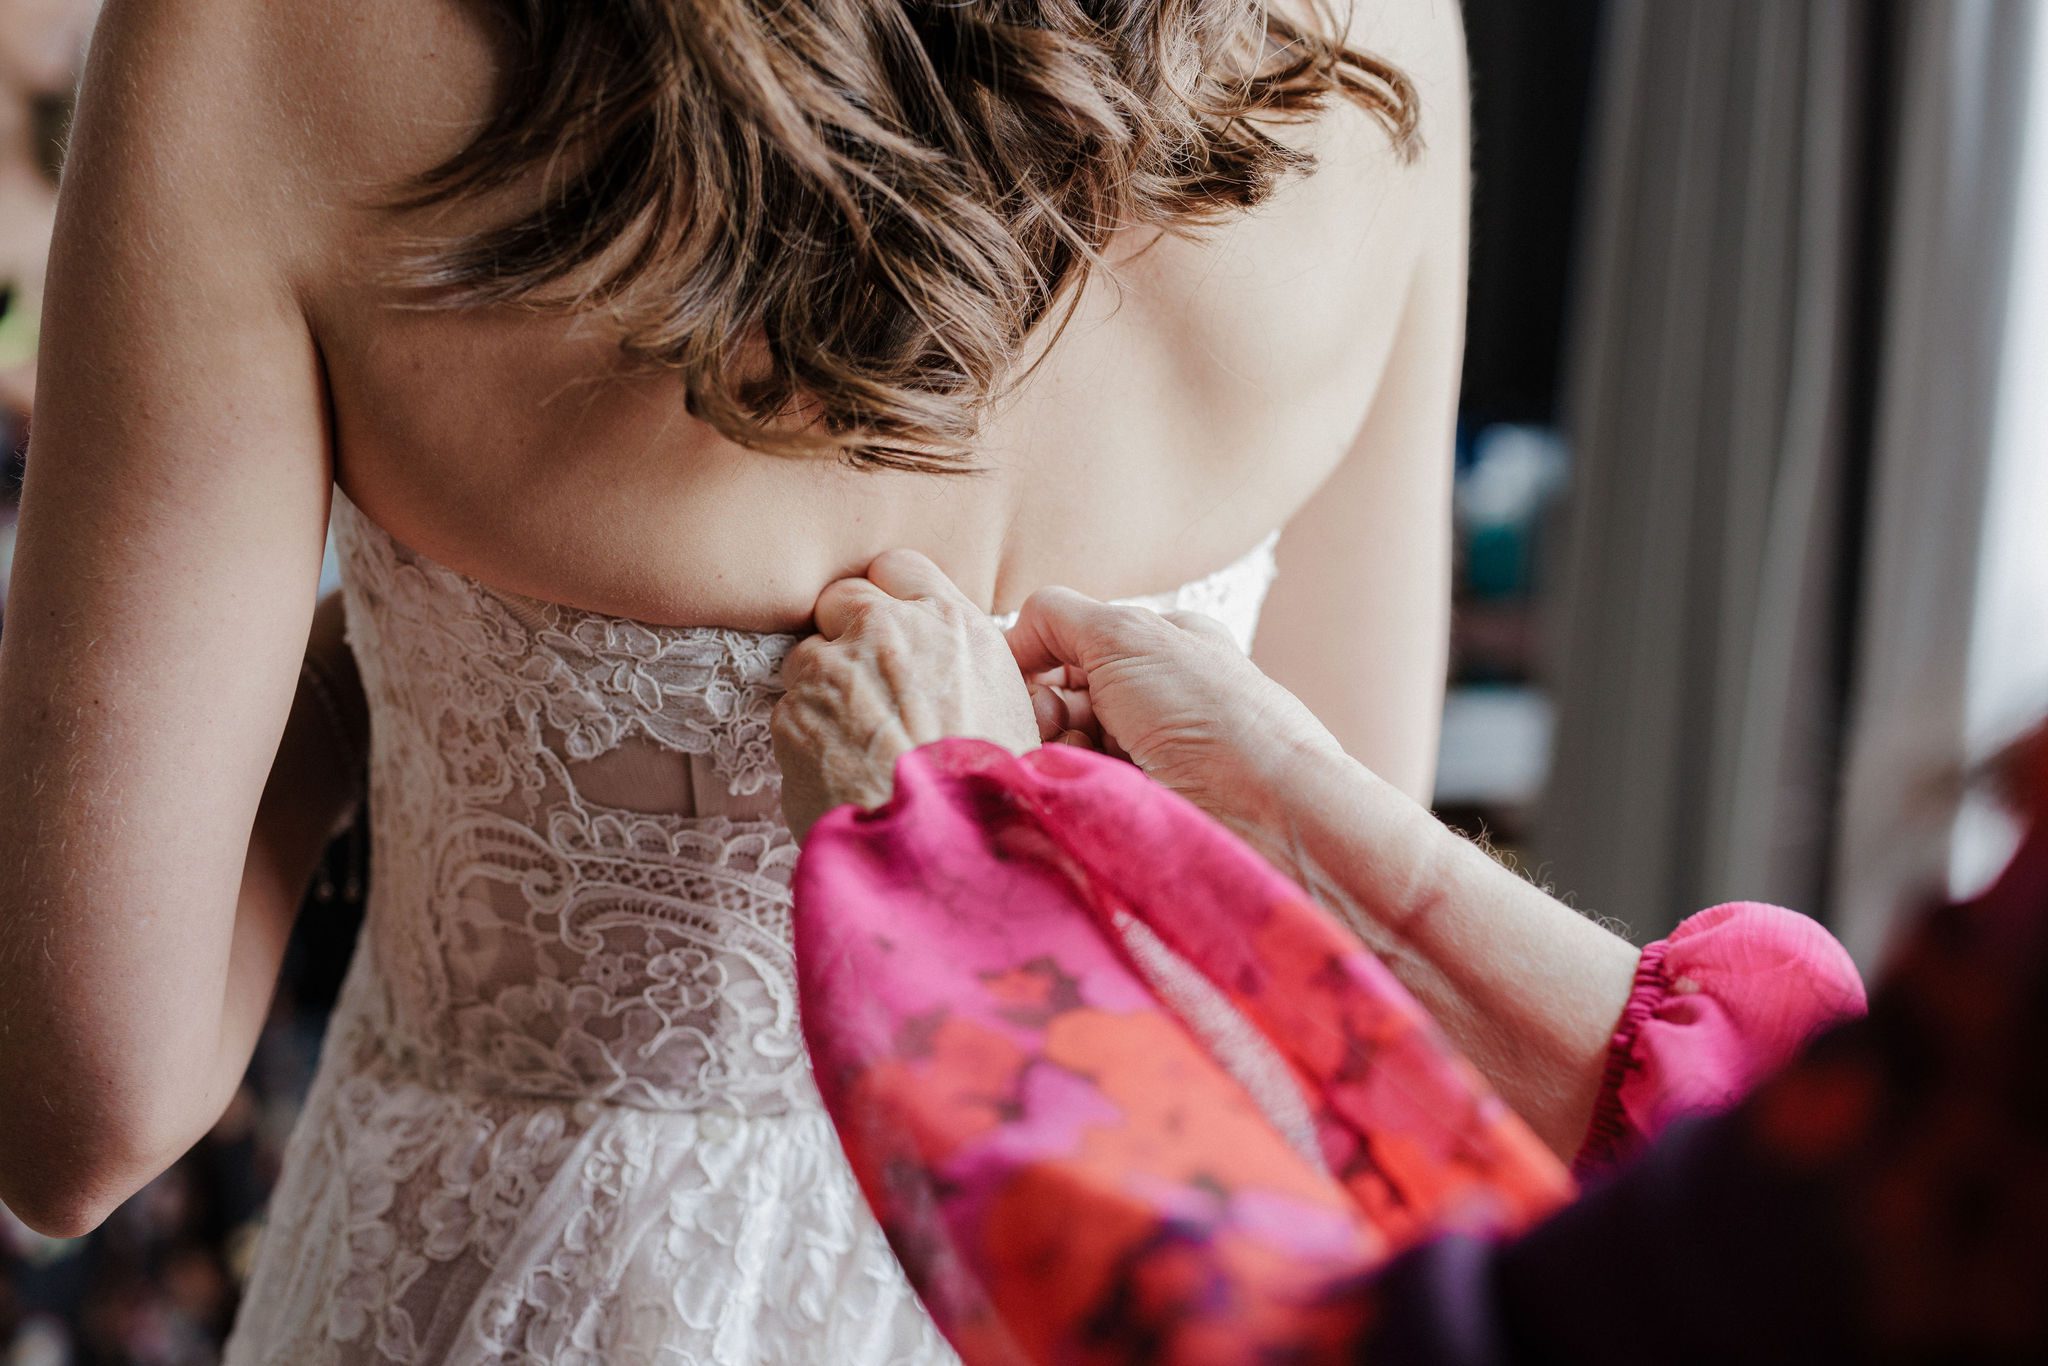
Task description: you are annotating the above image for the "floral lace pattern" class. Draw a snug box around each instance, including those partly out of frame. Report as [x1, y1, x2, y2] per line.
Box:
[223, 492, 1279, 1365]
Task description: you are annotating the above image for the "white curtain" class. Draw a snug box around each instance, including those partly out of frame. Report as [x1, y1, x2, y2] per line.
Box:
[1538, 0, 2046, 958]
[1835, 0, 2048, 961]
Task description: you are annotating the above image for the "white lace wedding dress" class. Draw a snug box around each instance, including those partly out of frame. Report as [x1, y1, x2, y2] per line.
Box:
[223, 490, 1279, 1365]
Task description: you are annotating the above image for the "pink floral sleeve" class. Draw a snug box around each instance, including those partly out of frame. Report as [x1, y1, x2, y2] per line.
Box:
[1574, 901, 1867, 1178]
[794, 738, 1571, 1364]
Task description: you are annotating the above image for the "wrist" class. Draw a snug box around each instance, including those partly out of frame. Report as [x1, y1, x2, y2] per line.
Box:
[1210, 731, 1353, 886]
[1235, 728, 1337, 826]
[1248, 743, 1448, 933]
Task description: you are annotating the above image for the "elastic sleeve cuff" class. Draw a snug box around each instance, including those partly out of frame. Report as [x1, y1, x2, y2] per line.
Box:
[1574, 902, 1866, 1179]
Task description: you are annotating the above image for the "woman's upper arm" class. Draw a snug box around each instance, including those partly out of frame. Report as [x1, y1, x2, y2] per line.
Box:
[1252, 10, 1471, 804]
[0, 0, 332, 1215]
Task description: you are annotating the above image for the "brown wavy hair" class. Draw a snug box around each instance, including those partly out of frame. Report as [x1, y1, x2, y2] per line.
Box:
[405, 0, 1418, 470]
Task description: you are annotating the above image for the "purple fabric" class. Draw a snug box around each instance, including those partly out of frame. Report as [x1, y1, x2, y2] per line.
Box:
[1358, 760, 2048, 1364]
[1367, 1116, 1856, 1365]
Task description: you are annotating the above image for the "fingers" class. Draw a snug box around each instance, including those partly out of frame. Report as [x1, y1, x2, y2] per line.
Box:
[814, 549, 974, 639]
[1028, 681, 1069, 740]
[781, 633, 851, 692]
[812, 576, 892, 640]
[1161, 609, 1238, 650]
[819, 552, 1224, 704]
[1021, 675, 1084, 727]
[865, 548, 966, 605]
[1048, 682, 1098, 737]
[1007, 586, 1135, 676]
[1009, 588, 1228, 674]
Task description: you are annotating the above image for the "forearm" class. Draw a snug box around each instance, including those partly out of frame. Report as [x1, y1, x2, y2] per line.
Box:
[1245, 742, 1639, 1158]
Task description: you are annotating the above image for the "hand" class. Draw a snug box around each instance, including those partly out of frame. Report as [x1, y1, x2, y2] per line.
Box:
[1007, 589, 1345, 843]
[774, 550, 1040, 842]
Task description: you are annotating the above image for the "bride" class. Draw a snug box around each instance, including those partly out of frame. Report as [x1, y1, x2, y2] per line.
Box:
[0, 0, 1470, 1359]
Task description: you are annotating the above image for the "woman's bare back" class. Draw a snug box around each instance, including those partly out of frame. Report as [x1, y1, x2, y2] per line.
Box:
[301, 0, 1470, 632]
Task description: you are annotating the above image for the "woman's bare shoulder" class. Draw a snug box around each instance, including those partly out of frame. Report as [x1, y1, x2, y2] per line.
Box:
[268, 0, 499, 189]
[1355, 0, 1472, 126]
[71, 0, 495, 283]
[1306, 0, 1471, 223]
[1113, 0, 1469, 411]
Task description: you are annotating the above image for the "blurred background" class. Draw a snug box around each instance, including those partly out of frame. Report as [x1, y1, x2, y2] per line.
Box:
[4, 0, 2047, 1361]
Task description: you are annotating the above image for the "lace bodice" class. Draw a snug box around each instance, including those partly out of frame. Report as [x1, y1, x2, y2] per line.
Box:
[329, 491, 1280, 1116]
[226, 493, 1280, 1365]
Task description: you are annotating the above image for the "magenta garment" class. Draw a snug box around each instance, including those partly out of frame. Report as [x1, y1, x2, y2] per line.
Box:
[790, 736, 1869, 1361]
[794, 739, 1571, 1364]
[1575, 901, 1868, 1177]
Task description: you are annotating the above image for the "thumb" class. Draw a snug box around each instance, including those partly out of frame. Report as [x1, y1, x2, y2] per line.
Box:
[1007, 587, 1124, 678]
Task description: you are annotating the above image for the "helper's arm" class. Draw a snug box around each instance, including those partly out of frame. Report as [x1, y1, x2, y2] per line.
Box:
[1247, 742, 1639, 1157]
[1009, 593, 1864, 1163]
[1249, 742, 1862, 1163]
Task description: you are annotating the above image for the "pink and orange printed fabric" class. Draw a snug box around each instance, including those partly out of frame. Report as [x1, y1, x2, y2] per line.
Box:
[794, 739, 1572, 1365]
